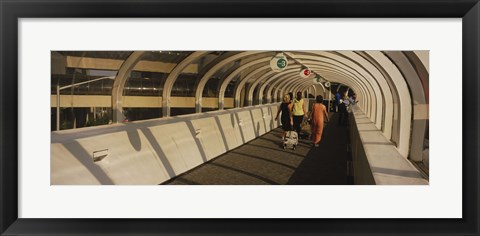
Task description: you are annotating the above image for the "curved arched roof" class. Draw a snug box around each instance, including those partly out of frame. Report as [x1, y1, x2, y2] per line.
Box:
[52, 50, 428, 160]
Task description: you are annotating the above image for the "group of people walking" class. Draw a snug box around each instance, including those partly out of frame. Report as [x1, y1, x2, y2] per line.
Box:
[333, 89, 357, 125]
[275, 89, 357, 148]
[275, 91, 329, 148]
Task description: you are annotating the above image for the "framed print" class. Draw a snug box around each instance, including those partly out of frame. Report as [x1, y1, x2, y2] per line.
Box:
[1, 0, 479, 235]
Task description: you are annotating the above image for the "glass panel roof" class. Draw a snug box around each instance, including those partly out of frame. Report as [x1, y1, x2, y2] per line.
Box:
[135, 51, 193, 65]
[56, 51, 132, 60]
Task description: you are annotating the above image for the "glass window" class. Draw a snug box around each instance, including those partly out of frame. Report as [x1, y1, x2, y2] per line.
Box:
[123, 51, 192, 120]
[203, 60, 239, 97]
[51, 51, 131, 130]
[172, 51, 224, 98]
[224, 75, 240, 98]
[124, 71, 166, 97]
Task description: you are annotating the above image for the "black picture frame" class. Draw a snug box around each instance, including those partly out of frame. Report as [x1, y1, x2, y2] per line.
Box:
[1, 0, 479, 235]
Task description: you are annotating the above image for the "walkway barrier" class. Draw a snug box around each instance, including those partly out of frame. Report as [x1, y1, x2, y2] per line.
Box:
[51, 104, 280, 185]
[349, 106, 428, 185]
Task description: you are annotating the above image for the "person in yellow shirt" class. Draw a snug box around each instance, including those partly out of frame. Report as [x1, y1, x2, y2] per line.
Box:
[290, 91, 307, 135]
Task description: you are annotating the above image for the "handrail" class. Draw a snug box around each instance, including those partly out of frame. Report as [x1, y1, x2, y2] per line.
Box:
[56, 76, 115, 131]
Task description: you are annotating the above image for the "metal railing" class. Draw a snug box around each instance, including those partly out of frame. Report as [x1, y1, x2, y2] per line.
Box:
[55, 76, 115, 131]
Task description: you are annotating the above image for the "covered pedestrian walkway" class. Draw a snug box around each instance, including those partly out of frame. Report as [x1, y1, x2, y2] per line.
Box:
[50, 50, 429, 185]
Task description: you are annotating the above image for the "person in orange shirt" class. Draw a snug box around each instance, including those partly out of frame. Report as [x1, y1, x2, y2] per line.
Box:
[309, 95, 329, 147]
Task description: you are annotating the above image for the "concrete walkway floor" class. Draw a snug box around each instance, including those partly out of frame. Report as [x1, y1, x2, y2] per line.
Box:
[164, 113, 350, 185]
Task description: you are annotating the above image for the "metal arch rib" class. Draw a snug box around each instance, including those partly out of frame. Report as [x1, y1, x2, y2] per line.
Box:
[237, 66, 292, 107]
[385, 51, 427, 162]
[274, 68, 366, 111]
[289, 52, 382, 128]
[265, 59, 373, 109]
[231, 66, 272, 108]
[194, 51, 268, 113]
[216, 57, 271, 110]
[281, 60, 375, 123]
[237, 64, 273, 105]
[294, 80, 315, 94]
[248, 66, 302, 106]
[304, 65, 368, 104]
[304, 68, 366, 111]
[259, 66, 303, 103]
[112, 51, 146, 123]
[162, 51, 210, 117]
[268, 67, 366, 107]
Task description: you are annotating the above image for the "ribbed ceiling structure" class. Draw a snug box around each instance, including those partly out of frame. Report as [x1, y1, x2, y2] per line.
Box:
[52, 50, 429, 161]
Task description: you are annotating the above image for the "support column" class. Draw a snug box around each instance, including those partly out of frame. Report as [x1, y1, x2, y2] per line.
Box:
[56, 85, 60, 131]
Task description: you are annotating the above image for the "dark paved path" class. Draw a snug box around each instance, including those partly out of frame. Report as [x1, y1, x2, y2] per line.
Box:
[164, 113, 350, 185]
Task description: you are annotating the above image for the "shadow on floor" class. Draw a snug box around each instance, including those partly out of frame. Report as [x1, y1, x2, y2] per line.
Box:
[164, 113, 350, 185]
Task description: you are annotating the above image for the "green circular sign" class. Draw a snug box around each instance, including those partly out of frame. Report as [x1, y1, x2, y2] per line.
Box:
[276, 58, 287, 68]
[270, 54, 288, 72]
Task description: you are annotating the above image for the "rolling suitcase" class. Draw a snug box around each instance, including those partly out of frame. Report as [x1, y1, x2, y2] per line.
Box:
[283, 130, 298, 150]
